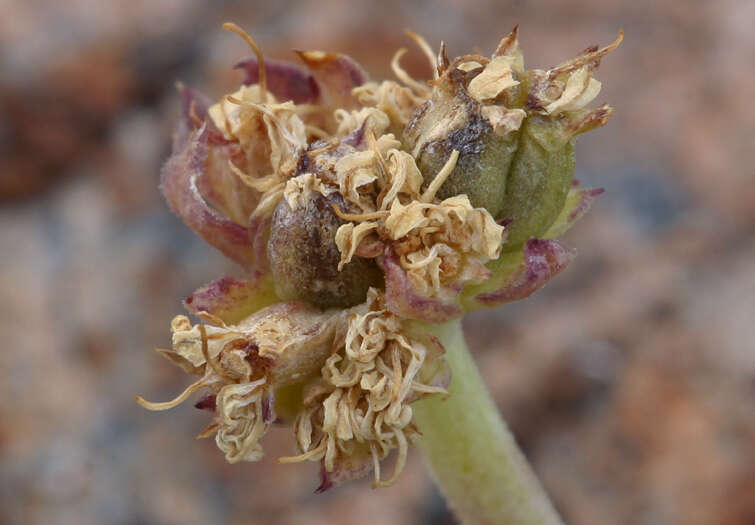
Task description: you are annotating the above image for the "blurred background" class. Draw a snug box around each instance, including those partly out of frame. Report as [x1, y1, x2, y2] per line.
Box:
[1, 0, 753, 524]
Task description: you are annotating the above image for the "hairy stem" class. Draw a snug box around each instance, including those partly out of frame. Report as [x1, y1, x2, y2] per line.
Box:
[413, 319, 563, 525]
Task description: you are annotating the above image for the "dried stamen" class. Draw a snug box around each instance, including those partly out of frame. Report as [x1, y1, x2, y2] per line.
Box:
[223, 22, 268, 98]
[421, 149, 459, 202]
[391, 48, 431, 97]
[404, 29, 438, 79]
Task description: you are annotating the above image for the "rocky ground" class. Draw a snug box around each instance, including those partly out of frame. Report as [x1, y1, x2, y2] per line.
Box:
[1, 1, 753, 524]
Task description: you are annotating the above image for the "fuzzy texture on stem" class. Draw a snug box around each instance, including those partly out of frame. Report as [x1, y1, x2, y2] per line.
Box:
[413, 320, 563, 525]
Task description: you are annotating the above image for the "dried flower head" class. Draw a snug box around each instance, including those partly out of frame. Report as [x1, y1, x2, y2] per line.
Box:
[141, 23, 620, 491]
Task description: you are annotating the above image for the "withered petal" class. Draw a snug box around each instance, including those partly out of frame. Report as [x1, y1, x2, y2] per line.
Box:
[184, 273, 279, 325]
[234, 57, 321, 104]
[294, 50, 368, 110]
[198, 145, 260, 227]
[161, 124, 255, 268]
[464, 239, 575, 308]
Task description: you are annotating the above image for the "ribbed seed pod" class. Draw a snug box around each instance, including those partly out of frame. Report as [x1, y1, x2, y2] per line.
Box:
[404, 69, 521, 219]
[497, 115, 575, 248]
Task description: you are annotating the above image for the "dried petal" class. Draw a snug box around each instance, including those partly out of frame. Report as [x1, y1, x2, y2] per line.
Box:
[200, 142, 260, 225]
[480, 105, 526, 137]
[156, 347, 203, 375]
[403, 324, 452, 395]
[467, 55, 519, 102]
[352, 80, 426, 134]
[235, 57, 320, 103]
[215, 378, 271, 462]
[543, 67, 602, 115]
[161, 124, 255, 268]
[294, 50, 368, 110]
[283, 172, 337, 211]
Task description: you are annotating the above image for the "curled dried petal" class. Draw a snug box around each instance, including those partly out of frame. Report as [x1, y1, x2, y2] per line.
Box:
[527, 31, 622, 115]
[543, 67, 602, 115]
[334, 106, 392, 139]
[480, 105, 526, 137]
[283, 172, 338, 211]
[467, 55, 519, 102]
[352, 81, 426, 134]
[384, 247, 464, 322]
[215, 379, 271, 462]
[282, 289, 447, 488]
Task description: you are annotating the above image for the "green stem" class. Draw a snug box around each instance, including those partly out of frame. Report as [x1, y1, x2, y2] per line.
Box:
[413, 319, 563, 525]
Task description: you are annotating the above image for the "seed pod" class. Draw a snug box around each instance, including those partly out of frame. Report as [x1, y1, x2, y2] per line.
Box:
[267, 192, 382, 308]
[497, 115, 575, 248]
[404, 69, 521, 218]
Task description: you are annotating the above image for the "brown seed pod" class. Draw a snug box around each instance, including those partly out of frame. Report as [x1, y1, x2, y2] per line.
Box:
[267, 191, 383, 308]
[404, 68, 521, 219]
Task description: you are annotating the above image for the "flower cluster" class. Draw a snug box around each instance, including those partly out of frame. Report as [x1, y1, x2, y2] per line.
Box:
[139, 23, 621, 491]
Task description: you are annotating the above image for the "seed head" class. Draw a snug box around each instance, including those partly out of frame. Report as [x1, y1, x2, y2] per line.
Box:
[143, 23, 621, 490]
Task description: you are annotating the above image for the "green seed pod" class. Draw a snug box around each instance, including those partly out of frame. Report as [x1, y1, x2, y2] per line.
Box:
[401, 30, 622, 255]
[267, 192, 382, 309]
[497, 115, 575, 248]
[403, 69, 521, 218]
